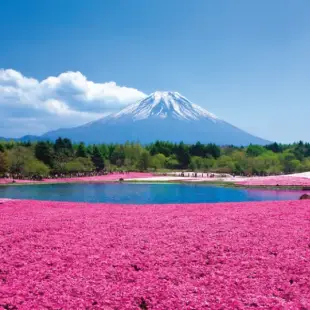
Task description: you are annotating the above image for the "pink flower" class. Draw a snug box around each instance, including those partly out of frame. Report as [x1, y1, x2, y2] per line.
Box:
[236, 176, 310, 187]
[0, 172, 153, 185]
[0, 199, 309, 309]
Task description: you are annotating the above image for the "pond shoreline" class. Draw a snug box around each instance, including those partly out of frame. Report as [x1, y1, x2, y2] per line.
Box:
[1, 174, 310, 191]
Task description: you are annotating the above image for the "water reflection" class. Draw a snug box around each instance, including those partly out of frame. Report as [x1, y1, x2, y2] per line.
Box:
[246, 188, 303, 201]
[0, 183, 303, 204]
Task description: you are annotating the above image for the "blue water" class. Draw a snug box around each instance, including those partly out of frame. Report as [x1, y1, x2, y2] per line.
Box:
[0, 183, 303, 204]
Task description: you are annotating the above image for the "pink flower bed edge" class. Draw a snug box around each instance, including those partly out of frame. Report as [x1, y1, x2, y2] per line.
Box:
[0, 172, 153, 185]
[236, 176, 310, 187]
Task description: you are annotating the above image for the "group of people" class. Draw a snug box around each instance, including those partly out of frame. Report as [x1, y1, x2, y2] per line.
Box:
[45, 170, 110, 179]
[169, 172, 286, 178]
[175, 172, 228, 178]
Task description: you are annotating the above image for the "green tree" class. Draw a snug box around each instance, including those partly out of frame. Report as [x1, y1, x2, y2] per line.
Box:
[54, 137, 74, 157]
[104, 159, 111, 171]
[110, 145, 126, 166]
[293, 141, 306, 161]
[76, 142, 87, 158]
[189, 142, 205, 157]
[176, 142, 190, 168]
[137, 151, 151, 171]
[54, 137, 65, 152]
[91, 146, 105, 170]
[148, 141, 173, 157]
[205, 144, 221, 159]
[64, 157, 94, 173]
[150, 153, 167, 170]
[23, 159, 50, 177]
[281, 152, 298, 173]
[189, 156, 204, 171]
[0, 152, 9, 176]
[123, 143, 143, 168]
[86, 144, 94, 156]
[8, 147, 33, 174]
[166, 155, 180, 169]
[77, 157, 95, 171]
[98, 144, 109, 159]
[265, 142, 282, 153]
[203, 157, 215, 170]
[35, 142, 54, 166]
[246, 145, 266, 157]
[216, 155, 235, 173]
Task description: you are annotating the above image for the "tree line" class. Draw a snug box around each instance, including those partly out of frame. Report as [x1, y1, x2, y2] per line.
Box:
[1, 138, 310, 178]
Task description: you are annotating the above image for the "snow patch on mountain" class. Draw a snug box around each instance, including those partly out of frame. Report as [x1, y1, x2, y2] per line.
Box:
[108, 91, 219, 122]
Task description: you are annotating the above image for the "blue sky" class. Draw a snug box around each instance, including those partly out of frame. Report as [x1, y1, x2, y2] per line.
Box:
[1, 0, 310, 142]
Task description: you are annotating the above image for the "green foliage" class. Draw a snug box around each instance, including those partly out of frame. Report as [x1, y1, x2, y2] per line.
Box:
[54, 137, 74, 157]
[166, 155, 180, 169]
[204, 157, 216, 170]
[137, 151, 151, 171]
[23, 159, 50, 177]
[8, 147, 33, 174]
[148, 141, 173, 157]
[123, 143, 143, 168]
[76, 142, 87, 158]
[2, 137, 310, 176]
[265, 142, 282, 153]
[150, 153, 167, 170]
[0, 151, 9, 175]
[91, 146, 105, 171]
[189, 156, 205, 171]
[99, 144, 109, 159]
[189, 142, 221, 159]
[246, 144, 266, 157]
[35, 142, 54, 166]
[110, 145, 126, 166]
[216, 155, 235, 173]
[104, 159, 112, 171]
[205, 144, 221, 159]
[176, 142, 190, 168]
[86, 144, 94, 156]
[64, 157, 94, 173]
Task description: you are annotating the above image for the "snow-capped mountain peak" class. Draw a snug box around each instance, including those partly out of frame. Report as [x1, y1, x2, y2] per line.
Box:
[43, 90, 270, 146]
[110, 91, 218, 121]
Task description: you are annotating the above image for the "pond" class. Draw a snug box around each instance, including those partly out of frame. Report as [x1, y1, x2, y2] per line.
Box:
[0, 183, 303, 204]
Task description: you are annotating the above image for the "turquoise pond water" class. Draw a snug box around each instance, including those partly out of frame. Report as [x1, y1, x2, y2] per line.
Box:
[0, 183, 303, 204]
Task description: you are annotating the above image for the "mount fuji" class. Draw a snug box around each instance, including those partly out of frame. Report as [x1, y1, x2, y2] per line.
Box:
[43, 91, 270, 145]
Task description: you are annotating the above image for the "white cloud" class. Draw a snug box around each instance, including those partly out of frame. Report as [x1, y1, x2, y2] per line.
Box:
[0, 69, 146, 137]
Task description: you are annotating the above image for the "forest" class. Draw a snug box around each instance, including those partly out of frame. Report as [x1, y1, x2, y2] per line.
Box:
[1, 138, 310, 178]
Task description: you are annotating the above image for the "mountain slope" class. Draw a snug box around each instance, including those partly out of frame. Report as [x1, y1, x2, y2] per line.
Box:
[0, 135, 43, 142]
[43, 91, 270, 145]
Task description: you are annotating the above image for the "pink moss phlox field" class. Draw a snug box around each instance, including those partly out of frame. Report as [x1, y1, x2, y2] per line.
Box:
[0, 200, 310, 309]
[0, 172, 153, 185]
[236, 176, 310, 187]
[0, 179, 36, 185]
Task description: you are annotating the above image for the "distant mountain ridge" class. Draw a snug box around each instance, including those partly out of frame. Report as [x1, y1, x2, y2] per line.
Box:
[2, 91, 270, 146]
[0, 135, 43, 142]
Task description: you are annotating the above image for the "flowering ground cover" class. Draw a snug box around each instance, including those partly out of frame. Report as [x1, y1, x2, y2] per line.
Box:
[0, 200, 309, 309]
[0, 172, 153, 185]
[235, 176, 310, 187]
